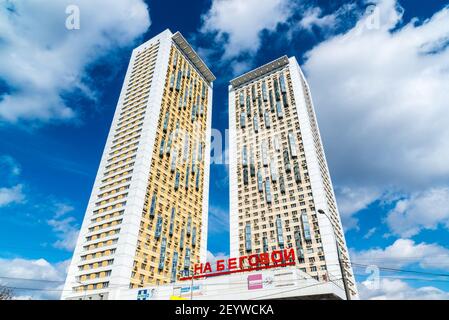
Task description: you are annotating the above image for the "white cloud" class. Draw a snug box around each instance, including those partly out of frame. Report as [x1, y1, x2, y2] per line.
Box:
[0, 258, 69, 300]
[386, 187, 449, 237]
[0, 155, 21, 176]
[208, 205, 229, 234]
[47, 204, 79, 251]
[0, 0, 151, 123]
[303, 0, 449, 192]
[363, 227, 377, 239]
[201, 0, 293, 59]
[351, 239, 449, 270]
[335, 186, 382, 230]
[0, 184, 25, 207]
[298, 3, 357, 33]
[359, 278, 449, 300]
[301, 0, 449, 233]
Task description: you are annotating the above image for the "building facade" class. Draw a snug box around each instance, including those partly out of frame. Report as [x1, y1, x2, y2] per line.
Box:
[228, 56, 358, 298]
[62, 29, 215, 300]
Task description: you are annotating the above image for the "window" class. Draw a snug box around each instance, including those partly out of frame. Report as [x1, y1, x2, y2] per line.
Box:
[158, 237, 167, 270]
[159, 139, 165, 158]
[279, 175, 286, 194]
[174, 171, 180, 190]
[150, 195, 157, 218]
[288, 132, 297, 158]
[171, 252, 178, 282]
[301, 213, 312, 241]
[253, 116, 259, 133]
[202, 84, 207, 99]
[279, 73, 287, 93]
[276, 101, 284, 119]
[257, 170, 263, 192]
[173, 51, 178, 67]
[269, 91, 275, 112]
[270, 159, 278, 182]
[245, 223, 252, 252]
[240, 112, 246, 128]
[263, 237, 268, 252]
[180, 229, 185, 250]
[276, 218, 284, 249]
[170, 148, 177, 172]
[246, 95, 251, 116]
[169, 208, 175, 236]
[169, 73, 175, 90]
[192, 226, 197, 246]
[165, 133, 173, 156]
[294, 231, 304, 262]
[239, 91, 244, 107]
[155, 215, 163, 239]
[283, 150, 291, 173]
[262, 81, 268, 101]
[265, 178, 272, 204]
[186, 216, 192, 236]
[243, 168, 249, 185]
[274, 78, 281, 101]
[163, 112, 170, 133]
[184, 248, 191, 269]
[195, 168, 200, 191]
[294, 163, 301, 184]
[264, 111, 271, 128]
[242, 146, 248, 167]
[185, 166, 190, 189]
[175, 70, 182, 91]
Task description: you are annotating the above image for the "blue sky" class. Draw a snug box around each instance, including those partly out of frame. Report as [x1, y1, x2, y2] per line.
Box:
[1, 0, 449, 299]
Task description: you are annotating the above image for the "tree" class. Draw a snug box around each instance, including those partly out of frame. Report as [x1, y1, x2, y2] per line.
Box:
[0, 286, 13, 300]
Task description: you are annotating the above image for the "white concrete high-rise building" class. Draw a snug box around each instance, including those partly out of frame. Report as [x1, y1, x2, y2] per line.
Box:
[62, 29, 215, 300]
[228, 56, 358, 299]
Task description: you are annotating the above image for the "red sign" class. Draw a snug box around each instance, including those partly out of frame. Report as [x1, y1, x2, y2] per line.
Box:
[179, 248, 296, 281]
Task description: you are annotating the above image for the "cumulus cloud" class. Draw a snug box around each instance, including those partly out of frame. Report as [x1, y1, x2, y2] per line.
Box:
[297, 3, 357, 33]
[200, 0, 293, 60]
[335, 186, 382, 230]
[351, 238, 449, 270]
[208, 205, 229, 234]
[47, 204, 79, 251]
[0, 155, 21, 177]
[304, 0, 449, 190]
[359, 278, 449, 300]
[386, 187, 449, 237]
[0, 184, 25, 207]
[301, 0, 449, 231]
[0, 0, 151, 124]
[0, 258, 69, 300]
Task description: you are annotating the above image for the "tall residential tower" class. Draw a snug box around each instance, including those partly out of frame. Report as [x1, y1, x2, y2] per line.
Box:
[62, 30, 215, 300]
[228, 56, 358, 298]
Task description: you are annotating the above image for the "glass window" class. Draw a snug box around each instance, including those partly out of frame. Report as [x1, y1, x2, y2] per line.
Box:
[169, 208, 175, 236]
[174, 171, 180, 190]
[158, 237, 167, 270]
[171, 252, 178, 282]
[155, 215, 163, 239]
[245, 223, 252, 252]
[240, 112, 246, 128]
[301, 213, 312, 241]
[276, 218, 284, 249]
[150, 194, 157, 218]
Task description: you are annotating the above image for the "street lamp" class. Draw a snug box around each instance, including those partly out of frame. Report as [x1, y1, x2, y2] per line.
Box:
[318, 209, 351, 300]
